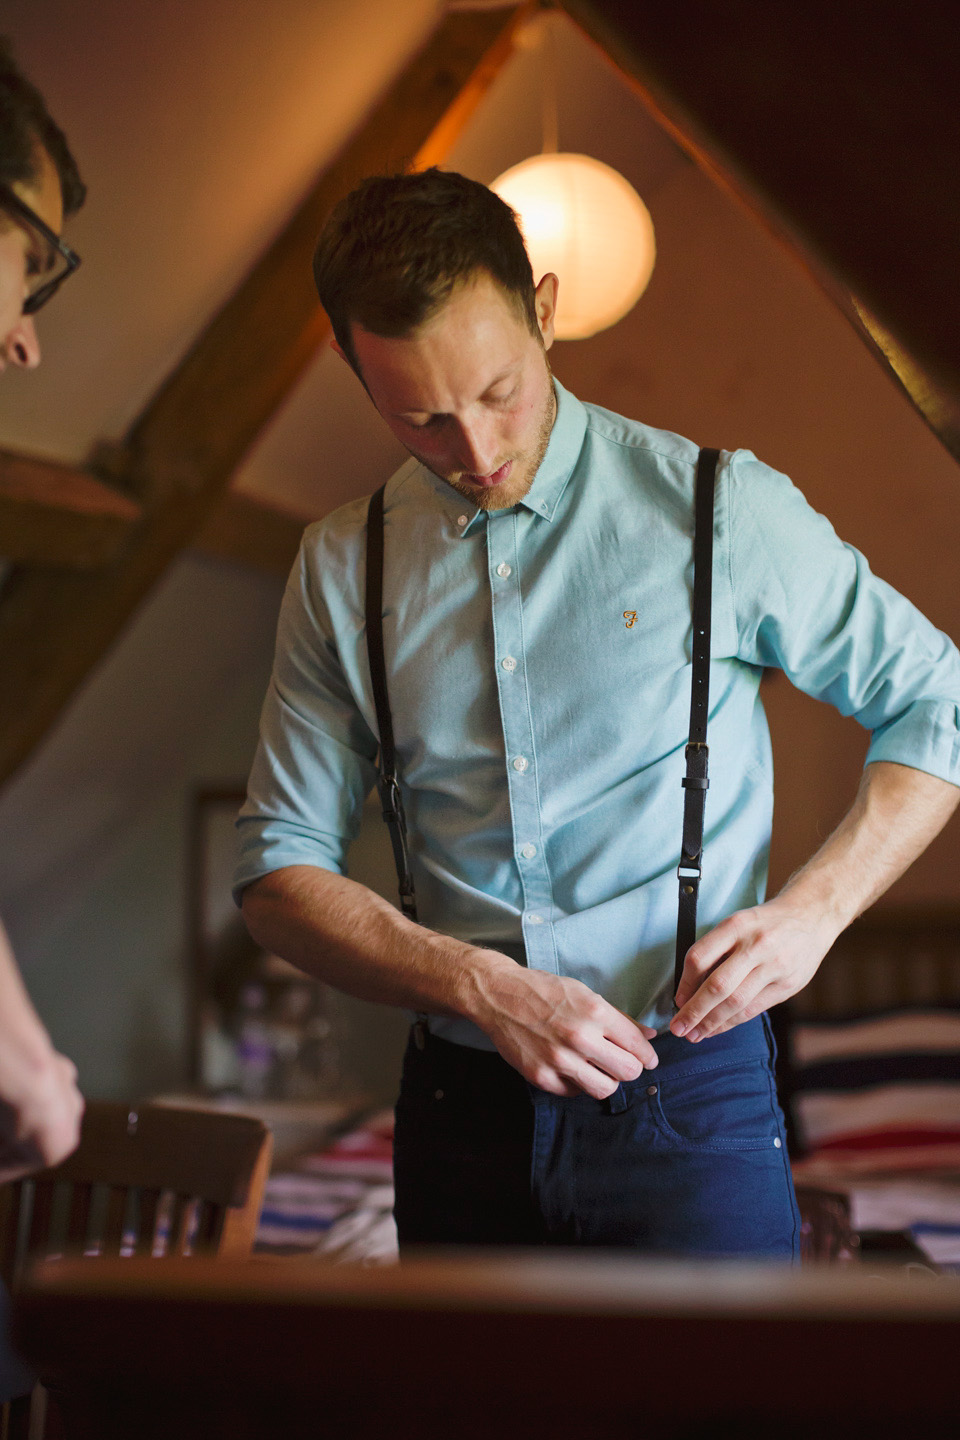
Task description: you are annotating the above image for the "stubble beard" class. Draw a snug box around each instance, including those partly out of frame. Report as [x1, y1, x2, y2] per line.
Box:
[433, 370, 557, 514]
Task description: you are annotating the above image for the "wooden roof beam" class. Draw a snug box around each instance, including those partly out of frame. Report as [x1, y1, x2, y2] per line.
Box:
[0, 446, 305, 577]
[0, 450, 140, 568]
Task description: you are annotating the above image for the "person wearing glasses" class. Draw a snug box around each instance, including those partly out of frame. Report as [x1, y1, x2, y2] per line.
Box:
[0, 39, 85, 1180]
[0, 36, 87, 1406]
[0, 38, 82, 372]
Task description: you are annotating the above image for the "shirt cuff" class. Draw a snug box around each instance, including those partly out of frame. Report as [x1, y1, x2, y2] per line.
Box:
[865, 699, 960, 787]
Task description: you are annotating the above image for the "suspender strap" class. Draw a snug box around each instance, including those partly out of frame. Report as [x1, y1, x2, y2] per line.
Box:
[365, 484, 418, 923]
[674, 447, 720, 995]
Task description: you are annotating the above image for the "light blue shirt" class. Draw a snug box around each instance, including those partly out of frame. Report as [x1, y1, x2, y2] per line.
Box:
[236, 381, 960, 1048]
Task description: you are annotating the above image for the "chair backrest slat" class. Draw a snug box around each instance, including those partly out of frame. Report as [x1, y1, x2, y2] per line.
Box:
[101, 1187, 129, 1253]
[134, 1189, 162, 1256]
[64, 1185, 93, 1253]
[169, 1194, 196, 1256]
[192, 1199, 226, 1255]
[26, 1182, 56, 1262]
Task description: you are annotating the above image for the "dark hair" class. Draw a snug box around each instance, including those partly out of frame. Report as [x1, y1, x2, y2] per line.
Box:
[0, 37, 86, 217]
[313, 168, 538, 371]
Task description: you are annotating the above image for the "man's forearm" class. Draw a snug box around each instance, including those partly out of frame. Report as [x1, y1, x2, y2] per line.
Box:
[241, 865, 660, 1098]
[241, 865, 490, 1018]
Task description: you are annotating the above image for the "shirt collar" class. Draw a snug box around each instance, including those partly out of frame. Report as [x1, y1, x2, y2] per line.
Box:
[517, 378, 587, 523]
[424, 378, 588, 537]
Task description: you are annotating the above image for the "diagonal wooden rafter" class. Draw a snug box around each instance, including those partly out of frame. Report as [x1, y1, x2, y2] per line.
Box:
[0, 449, 140, 568]
[0, 3, 533, 788]
[561, 0, 960, 461]
[0, 448, 309, 576]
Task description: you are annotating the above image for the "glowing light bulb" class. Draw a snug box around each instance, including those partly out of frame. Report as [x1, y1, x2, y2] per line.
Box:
[491, 153, 656, 340]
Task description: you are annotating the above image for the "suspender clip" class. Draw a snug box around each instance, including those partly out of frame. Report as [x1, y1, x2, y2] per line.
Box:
[379, 774, 404, 826]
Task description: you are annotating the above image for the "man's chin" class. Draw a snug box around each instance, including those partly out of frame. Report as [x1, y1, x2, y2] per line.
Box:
[448, 468, 533, 513]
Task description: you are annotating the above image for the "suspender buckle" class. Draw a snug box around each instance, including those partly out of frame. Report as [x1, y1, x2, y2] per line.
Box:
[677, 853, 702, 883]
[379, 774, 405, 827]
[681, 741, 709, 790]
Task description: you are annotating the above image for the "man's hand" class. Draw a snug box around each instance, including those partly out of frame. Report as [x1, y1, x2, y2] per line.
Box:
[0, 1049, 84, 1185]
[670, 895, 835, 1043]
[470, 951, 659, 1098]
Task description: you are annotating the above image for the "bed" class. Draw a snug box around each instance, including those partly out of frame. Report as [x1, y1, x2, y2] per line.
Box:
[774, 906, 960, 1270]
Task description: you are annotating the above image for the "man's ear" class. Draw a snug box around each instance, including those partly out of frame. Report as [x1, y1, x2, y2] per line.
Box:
[534, 272, 559, 352]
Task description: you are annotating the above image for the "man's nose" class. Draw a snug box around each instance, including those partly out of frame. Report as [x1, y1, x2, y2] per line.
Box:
[453, 418, 498, 477]
[3, 315, 41, 369]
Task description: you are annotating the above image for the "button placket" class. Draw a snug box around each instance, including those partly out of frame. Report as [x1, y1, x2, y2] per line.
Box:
[487, 513, 556, 970]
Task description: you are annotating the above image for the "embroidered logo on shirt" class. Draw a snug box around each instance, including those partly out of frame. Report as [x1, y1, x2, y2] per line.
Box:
[623, 611, 638, 629]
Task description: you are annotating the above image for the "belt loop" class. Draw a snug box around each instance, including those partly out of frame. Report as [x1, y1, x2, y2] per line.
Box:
[603, 1084, 629, 1115]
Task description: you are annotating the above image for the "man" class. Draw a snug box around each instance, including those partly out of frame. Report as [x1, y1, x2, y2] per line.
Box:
[0, 38, 85, 1182]
[237, 168, 960, 1257]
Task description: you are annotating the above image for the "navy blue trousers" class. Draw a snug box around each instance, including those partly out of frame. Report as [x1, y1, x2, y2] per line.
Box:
[393, 1014, 801, 1259]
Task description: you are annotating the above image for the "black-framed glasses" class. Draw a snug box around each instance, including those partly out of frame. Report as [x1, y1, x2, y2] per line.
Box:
[0, 182, 81, 315]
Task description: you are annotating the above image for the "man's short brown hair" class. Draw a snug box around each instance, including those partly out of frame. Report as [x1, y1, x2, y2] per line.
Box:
[313, 168, 538, 372]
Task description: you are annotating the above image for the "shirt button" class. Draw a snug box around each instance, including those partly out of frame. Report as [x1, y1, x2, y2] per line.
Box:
[496, 562, 512, 578]
[512, 755, 528, 773]
[501, 656, 517, 672]
[527, 913, 544, 925]
[520, 843, 537, 860]
[456, 515, 468, 529]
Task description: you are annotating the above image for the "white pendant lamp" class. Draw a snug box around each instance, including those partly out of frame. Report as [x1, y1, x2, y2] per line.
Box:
[491, 152, 656, 340]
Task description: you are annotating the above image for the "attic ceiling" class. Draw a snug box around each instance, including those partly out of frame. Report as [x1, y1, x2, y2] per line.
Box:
[0, 0, 441, 460]
[0, 0, 958, 792]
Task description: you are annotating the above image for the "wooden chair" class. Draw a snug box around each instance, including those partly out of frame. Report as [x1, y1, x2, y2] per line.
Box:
[0, 1100, 272, 1440]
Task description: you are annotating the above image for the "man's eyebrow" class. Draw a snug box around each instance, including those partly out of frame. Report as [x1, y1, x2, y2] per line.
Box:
[21, 228, 52, 273]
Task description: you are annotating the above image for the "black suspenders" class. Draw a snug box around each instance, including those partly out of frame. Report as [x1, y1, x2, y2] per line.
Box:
[364, 447, 720, 1000]
[364, 482, 418, 924]
[675, 447, 719, 991]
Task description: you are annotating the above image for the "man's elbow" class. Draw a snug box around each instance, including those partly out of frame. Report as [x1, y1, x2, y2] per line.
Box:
[239, 875, 276, 947]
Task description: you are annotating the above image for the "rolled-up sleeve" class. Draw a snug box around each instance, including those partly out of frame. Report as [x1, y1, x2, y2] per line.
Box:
[234, 533, 378, 902]
[727, 451, 960, 785]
